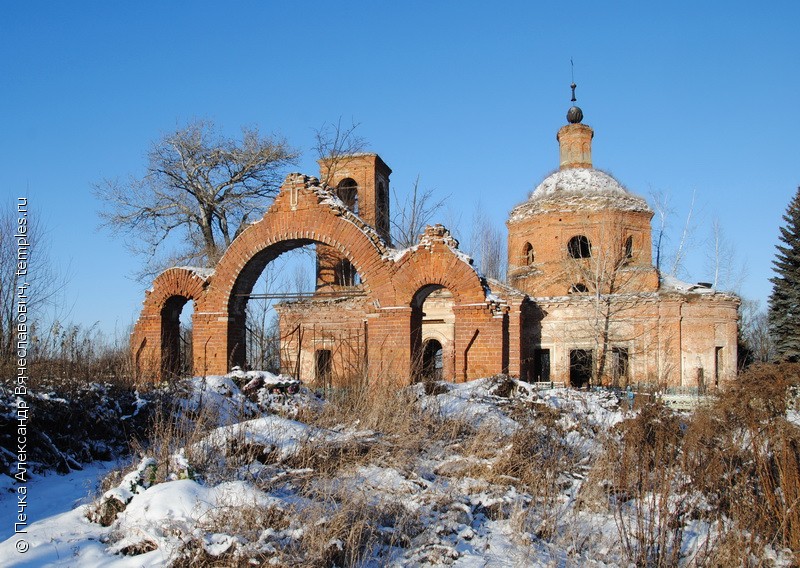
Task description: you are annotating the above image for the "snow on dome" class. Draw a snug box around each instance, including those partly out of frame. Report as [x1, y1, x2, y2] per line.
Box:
[509, 168, 651, 222]
[531, 168, 629, 199]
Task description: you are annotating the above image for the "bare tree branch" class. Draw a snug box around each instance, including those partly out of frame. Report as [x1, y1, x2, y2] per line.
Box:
[470, 205, 506, 281]
[94, 119, 298, 280]
[0, 202, 70, 366]
[391, 176, 448, 249]
[313, 118, 367, 185]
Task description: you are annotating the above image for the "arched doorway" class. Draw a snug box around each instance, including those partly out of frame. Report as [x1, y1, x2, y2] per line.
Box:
[161, 295, 194, 379]
[227, 238, 369, 385]
[421, 338, 443, 380]
[411, 284, 454, 382]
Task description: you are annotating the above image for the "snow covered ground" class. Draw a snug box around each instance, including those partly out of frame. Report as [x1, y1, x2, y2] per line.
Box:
[1, 372, 796, 566]
[0, 462, 117, 541]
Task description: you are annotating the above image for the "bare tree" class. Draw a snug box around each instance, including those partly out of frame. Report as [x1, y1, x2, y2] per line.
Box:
[391, 176, 448, 248]
[739, 299, 775, 365]
[649, 189, 673, 273]
[95, 119, 298, 278]
[313, 118, 367, 185]
[470, 205, 506, 281]
[705, 218, 747, 292]
[0, 202, 69, 368]
[669, 189, 697, 278]
[558, 217, 659, 386]
[649, 188, 699, 279]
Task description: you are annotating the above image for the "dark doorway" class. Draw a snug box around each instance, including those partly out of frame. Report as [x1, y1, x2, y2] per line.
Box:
[421, 339, 443, 381]
[569, 349, 593, 388]
[161, 295, 192, 379]
[315, 349, 332, 387]
[611, 347, 629, 386]
[533, 348, 550, 382]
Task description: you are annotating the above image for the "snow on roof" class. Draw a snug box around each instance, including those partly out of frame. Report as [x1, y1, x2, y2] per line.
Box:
[484, 278, 527, 302]
[509, 168, 651, 222]
[383, 225, 478, 280]
[659, 274, 716, 295]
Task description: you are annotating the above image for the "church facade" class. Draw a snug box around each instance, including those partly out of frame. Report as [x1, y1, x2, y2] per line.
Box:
[132, 102, 739, 390]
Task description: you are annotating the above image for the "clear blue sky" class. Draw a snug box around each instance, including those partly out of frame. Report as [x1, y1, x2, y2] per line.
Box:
[2, 1, 799, 337]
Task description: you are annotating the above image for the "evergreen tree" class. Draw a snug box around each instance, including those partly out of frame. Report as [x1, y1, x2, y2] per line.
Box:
[768, 186, 800, 360]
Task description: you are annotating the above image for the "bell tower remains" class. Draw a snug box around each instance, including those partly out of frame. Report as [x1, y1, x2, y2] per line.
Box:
[316, 154, 392, 288]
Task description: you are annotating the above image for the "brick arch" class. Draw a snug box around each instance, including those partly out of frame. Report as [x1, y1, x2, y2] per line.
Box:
[141, 267, 211, 314]
[391, 234, 487, 383]
[393, 246, 486, 307]
[203, 214, 394, 314]
[195, 181, 396, 374]
[131, 267, 211, 381]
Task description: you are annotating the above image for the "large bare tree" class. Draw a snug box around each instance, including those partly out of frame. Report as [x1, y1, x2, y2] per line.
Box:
[557, 217, 660, 387]
[95, 119, 298, 277]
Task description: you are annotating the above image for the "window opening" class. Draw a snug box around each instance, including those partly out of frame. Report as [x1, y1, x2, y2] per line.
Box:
[336, 259, 359, 286]
[524, 242, 534, 265]
[568, 235, 592, 259]
[337, 178, 358, 214]
[570, 283, 589, 294]
[569, 349, 593, 388]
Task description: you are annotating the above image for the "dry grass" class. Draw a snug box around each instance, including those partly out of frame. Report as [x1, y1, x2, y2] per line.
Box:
[584, 363, 800, 566]
[691, 363, 800, 561]
[92, 365, 800, 566]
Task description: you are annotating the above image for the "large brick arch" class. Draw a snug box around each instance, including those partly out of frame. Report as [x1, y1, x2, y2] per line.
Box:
[131, 267, 211, 381]
[193, 174, 397, 375]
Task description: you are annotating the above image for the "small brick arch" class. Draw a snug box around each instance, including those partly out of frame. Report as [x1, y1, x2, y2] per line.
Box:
[392, 232, 486, 307]
[131, 267, 211, 381]
[141, 267, 211, 314]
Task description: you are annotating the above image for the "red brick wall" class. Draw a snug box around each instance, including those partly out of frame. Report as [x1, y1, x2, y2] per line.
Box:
[132, 173, 500, 384]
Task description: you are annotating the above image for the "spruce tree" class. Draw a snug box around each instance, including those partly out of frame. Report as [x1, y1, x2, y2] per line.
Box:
[768, 186, 800, 360]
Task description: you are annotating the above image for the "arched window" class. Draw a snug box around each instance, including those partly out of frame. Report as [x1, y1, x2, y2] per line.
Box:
[567, 235, 592, 259]
[570, 283, 589, 294]
[376, 181, 389, 234]
[624, 236, 633, 259]
[336, 258, 359, 287]
[337, 178, 358, 214]
[523, 242, 534, 265]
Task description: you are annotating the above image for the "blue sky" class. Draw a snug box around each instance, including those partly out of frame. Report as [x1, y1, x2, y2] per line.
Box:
[2, 1, 799, 337]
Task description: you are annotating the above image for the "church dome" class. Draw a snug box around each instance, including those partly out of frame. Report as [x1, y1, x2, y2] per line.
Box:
[509, 167, 651, 222]
[532, 167, 628, 199]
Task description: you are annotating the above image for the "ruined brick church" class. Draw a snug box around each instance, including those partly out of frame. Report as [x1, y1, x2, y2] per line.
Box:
[132, 99, 739, 389]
